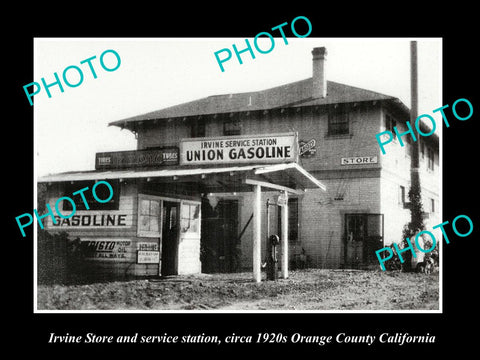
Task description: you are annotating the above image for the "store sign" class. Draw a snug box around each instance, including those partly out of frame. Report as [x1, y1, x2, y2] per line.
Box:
[95, 148, 178, 169]
[299, 139, 316, 157]
[47, 211, 133, 229]
[137, 251, 160, 264]
[341, 156, 378, 165]
[180, 133, 298, 165]
[81, 239, 131, 261]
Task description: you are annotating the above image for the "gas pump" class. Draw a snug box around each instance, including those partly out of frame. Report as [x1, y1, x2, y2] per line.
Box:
[266, 234, 280, 280]
[265, 199, 280, 281]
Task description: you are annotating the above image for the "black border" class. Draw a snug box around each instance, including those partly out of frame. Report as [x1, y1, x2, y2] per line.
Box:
[7, 6, 479, 355]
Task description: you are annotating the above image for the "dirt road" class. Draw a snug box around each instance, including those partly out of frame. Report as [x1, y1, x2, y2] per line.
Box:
[37, 269, 439, 311]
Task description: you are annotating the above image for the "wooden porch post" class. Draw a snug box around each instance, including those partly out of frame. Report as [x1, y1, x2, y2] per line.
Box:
[252, 184, 262, 282]
[281, 190, 289, 279]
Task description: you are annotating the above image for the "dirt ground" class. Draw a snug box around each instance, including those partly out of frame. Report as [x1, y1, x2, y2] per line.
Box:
[36, 269, 439, 311]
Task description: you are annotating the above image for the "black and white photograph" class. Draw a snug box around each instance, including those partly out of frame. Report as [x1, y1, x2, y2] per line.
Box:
[33, 37, 442, 312]
[7, 8, 479, 355]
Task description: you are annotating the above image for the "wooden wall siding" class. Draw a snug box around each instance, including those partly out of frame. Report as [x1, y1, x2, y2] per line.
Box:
[43, 179, 207, 278]
[81, 239, 135, 278]
[42, 182, 163, 278]
[81, 260, 157, 278]
[177, 237, 201, 275]
[44, 182, 138, 237]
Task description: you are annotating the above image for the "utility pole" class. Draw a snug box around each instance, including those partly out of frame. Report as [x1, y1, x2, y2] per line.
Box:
[404, 40, 425, 271]
[410, 41, 419, 175]
[410, 40, 421, 215]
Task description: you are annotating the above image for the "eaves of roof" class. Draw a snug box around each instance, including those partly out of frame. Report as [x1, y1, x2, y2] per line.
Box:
[109, 79, 406, 128]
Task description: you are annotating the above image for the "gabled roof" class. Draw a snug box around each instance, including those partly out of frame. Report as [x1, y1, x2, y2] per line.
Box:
[109, 78, 409, 128]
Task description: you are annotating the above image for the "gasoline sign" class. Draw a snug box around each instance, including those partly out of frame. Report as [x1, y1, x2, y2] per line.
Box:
[180, 133, 298, 165]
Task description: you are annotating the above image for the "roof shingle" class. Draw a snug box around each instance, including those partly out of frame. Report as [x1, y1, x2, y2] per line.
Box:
[109, 78, 406, 127]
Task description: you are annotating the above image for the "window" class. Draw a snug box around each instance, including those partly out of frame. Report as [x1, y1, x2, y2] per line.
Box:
[385, 114, 397, 139]
[431, 198, 435, 213]
[345, 213, 384, 266]
[399, 185, 406, 205]
[223, 119, 241, 136]
[190, 118, 206, 138]
[180, 203, 200, 234]
[277, 198, 299, 243]
[164, 205, 177, 231]
[63, 180, 120, 211]
[138, 197, 161, 237]
[346, 214, 366, 242]
[328, 105, 349, 135]
[427, 147, 435, 170]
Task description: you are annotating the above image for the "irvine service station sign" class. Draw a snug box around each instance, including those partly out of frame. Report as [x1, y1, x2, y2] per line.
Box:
[180, 133, 298, 165]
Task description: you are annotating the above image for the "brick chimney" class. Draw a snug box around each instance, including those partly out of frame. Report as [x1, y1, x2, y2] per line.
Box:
[312, 47, 327, 98]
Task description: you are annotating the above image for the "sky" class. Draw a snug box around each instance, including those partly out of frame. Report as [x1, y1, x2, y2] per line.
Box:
[34, 38, 442, 177]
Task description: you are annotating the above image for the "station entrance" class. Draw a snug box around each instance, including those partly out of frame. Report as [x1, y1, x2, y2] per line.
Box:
[344, 213, 384, 268]
[201, 199, 240, 273]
